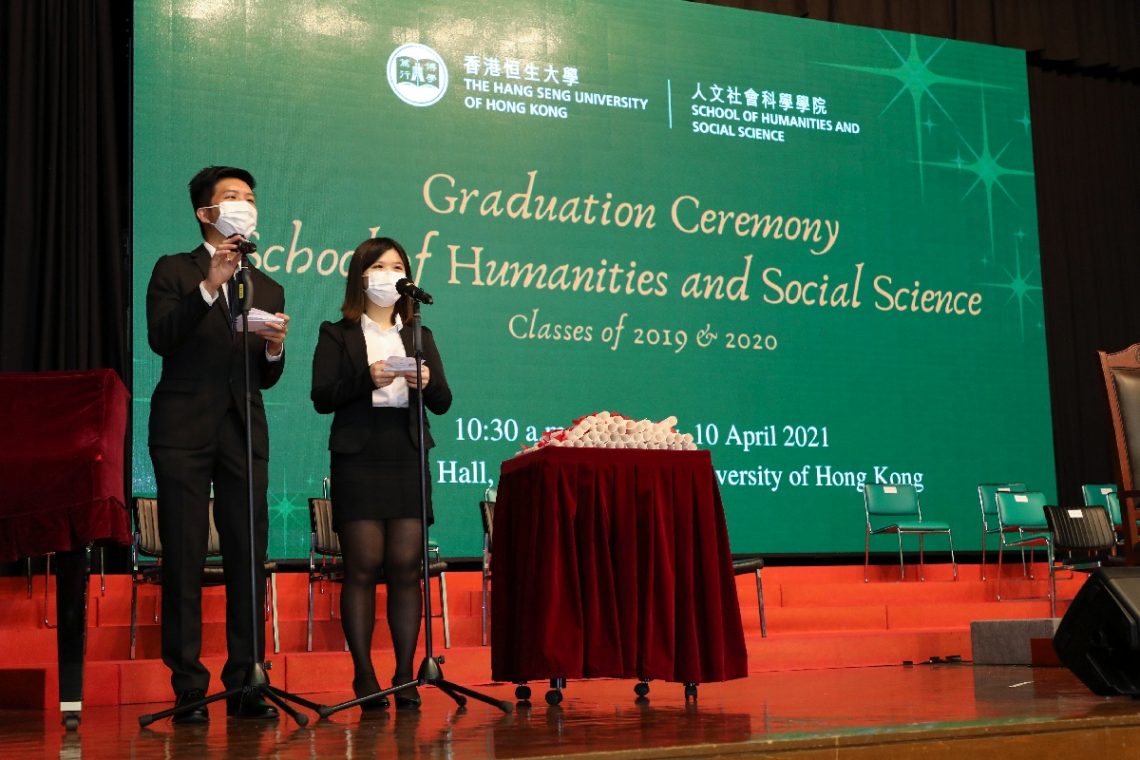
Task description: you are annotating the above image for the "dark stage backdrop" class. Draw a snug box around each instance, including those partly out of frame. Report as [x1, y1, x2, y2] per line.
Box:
[2, 0, 1138, 563]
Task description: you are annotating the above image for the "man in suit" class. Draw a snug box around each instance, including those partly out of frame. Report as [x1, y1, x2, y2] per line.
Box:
[146, 166, 290, 723]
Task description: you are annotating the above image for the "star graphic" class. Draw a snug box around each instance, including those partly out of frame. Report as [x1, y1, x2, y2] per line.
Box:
[268, 480, 310, 558]
[820, 33, 1001, 196]
[980, 233, 1043, 340]
[1017, 110, 1032, 133]
[921, 87, 1035, 258]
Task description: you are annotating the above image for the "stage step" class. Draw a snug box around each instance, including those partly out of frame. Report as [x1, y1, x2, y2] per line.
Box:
[0, 562, 1095, 708]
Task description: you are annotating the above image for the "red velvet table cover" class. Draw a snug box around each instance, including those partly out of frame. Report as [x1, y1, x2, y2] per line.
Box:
[491, 447, 748, 684]
[0, 370, 131, 562]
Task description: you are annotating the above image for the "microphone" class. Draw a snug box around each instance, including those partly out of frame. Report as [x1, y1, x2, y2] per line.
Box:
[396, 277, 434, 305]
[232, 238, 256, 310]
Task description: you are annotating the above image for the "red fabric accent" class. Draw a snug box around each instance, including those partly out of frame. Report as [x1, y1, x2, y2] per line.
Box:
[491, 447, 748, 684]
[0, 369, 131, 561]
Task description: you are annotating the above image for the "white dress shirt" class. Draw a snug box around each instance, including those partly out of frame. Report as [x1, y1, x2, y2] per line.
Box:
[198, 241, 282, 362]
[362, 313, 408, 407]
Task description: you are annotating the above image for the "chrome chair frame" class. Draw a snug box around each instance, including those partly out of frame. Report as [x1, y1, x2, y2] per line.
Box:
[994, 490, 1053, 612]
[863, 483, 957, 582]
[977, 483, 1026, 581]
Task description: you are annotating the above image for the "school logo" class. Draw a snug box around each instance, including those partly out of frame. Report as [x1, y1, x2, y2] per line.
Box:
[387, 43, 448, 107]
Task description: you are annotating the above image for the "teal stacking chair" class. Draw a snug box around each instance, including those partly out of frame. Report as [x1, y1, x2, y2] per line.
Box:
[1081, 483, 1117, 512]
[1083, 483, 1124, 546]
[977, 483, 1027, 580]
[863, 483, 957, 582]
[994, 490, 1053, 608]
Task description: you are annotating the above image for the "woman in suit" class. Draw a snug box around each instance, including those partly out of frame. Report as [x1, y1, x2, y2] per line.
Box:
[311, 237, 451, 709]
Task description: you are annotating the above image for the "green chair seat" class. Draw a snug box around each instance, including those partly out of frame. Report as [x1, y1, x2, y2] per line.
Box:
[876, 520, 950, 532]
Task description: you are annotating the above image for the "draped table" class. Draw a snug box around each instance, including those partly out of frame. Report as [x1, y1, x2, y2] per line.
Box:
[491, 447, 747, 699]
[0, 369, 131, 727]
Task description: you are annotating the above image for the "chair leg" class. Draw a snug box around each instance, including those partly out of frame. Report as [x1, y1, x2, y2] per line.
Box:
[864, 529, 871, 583]
[270, 573, 280, 655]
[439, 572, 451, 650]
[44, 553, 55, 629]
[980, 526, 987, 581]
[130, 582, 138, 660]
[948, 530, 958, 580]
[897, 533, 906, 581]
[918, 533, 926, 581]
[755, 569, 767, 638]
[26, 557, 33, 599]
[1047, 544, 1056, 618]
[307, 574, 314, 653]
[99, 547, 106, 597]
[996, 544, 1005, 601]
[482, 541, 490, 647]
[481, 566, 490, 647]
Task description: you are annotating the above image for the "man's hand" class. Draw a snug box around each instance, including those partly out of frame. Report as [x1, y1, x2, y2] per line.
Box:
[254, 313, 290, 357]
[202, 235, 245, 296]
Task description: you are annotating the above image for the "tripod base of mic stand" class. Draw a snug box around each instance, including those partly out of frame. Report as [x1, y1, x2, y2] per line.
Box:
[138, 662, 324, 727]
[316, 655, 513, 719]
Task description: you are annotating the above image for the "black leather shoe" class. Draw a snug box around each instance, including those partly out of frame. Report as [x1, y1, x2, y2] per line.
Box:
[172, 689, 209, 725]
[226, 692, 279, 720]
[393, 684, 421, 711]
[353, 676, 390, 711]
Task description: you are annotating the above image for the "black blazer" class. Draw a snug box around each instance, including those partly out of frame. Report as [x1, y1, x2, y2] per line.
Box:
[311, 317, 452, 453]
[146, 245, 286, 458]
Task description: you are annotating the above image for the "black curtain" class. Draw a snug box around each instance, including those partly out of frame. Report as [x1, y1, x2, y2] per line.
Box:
[0, 0, 130, 377]
[1, 0, 1138, 547]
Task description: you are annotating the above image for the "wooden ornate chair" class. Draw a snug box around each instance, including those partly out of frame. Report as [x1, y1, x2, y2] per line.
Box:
[1097, 344, 1140, 560]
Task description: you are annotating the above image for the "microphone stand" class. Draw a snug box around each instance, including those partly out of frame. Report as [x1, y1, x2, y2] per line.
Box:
[316, 296, 512, 719]
[140, 247, 321, 727]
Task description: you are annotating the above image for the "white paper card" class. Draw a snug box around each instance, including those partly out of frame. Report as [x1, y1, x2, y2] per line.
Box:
[385, 356, 420, 372]
[883, 485, 897, 494]
[1067, 509, 1084, 518]
[233, 308, 279, 332]
[1014, 494, 1029, 502]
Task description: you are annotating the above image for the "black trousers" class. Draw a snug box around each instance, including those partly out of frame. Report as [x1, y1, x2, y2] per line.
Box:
[150, 407, 269, 695]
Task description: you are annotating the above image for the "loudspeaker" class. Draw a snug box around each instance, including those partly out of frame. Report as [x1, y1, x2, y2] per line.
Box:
[1053, 566, 1140, 696]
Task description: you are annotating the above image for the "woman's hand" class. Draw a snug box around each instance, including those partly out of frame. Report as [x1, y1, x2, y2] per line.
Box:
[405, 363, 430, 390]
[370, 360, 397, 388]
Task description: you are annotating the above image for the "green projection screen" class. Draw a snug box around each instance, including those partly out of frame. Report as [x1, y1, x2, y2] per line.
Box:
[132, 0, 1053, 559]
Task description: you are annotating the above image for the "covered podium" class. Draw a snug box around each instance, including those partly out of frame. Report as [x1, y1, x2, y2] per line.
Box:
[0, 369, 130, 727]
[491, 446, 748, 702]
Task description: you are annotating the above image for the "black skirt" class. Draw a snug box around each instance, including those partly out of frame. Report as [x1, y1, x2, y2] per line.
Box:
[329, 406, 433, 530]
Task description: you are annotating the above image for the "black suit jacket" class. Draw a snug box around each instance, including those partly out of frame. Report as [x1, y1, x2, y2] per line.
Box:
[146, 245, 286, 458]
[311, 317, 452, 453]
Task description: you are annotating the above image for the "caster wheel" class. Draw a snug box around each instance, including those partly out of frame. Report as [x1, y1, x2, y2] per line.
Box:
[62, 712, 80, 730]
[515, 684, 532, 701]
[545, 689, 563, 706]
[684, 683, 698, 702]
[633, 681, 650, 697]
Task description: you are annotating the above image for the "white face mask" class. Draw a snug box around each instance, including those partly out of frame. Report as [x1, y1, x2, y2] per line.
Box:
[366, 270, 402, 307]
[203, 200, 257, 238]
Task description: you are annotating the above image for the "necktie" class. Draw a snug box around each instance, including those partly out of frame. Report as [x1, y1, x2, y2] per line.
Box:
[226, 276, 239, 330]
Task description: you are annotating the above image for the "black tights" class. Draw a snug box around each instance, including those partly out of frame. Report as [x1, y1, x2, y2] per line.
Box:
[337, 518, 423, 686]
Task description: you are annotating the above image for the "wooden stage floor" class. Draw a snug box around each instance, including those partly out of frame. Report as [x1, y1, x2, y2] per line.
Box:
[3, 663, 1140, 758]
